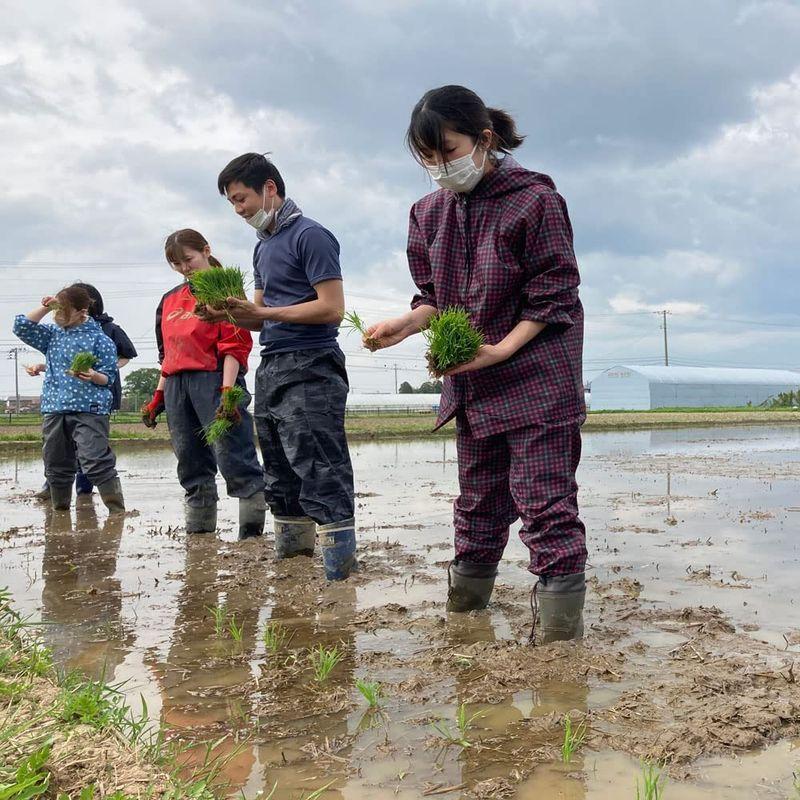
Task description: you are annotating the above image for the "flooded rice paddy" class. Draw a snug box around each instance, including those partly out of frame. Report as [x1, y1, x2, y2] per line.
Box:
[1, 424, 799, 798]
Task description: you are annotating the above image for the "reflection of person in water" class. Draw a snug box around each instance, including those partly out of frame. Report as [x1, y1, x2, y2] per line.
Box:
[40, 503, 130, 678]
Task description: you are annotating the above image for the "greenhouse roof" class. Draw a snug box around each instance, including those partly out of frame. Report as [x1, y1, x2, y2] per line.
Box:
[605, 365, 800, 386]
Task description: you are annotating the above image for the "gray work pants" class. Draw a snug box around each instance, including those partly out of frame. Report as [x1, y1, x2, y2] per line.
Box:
[42, 413, 118, 488]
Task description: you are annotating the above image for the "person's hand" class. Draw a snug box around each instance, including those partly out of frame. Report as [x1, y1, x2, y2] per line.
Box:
[141, 389, 166, 428]
[194, 302, 228, 323]
[364, 317, 412, 351]
[445, 344, 510, 376]
[41, 296, 57, 311]
[24, 363, 46, 377]
[75, 368, 102, 384]
[219, 386, 242, 423]
[224, 297, 267, 324]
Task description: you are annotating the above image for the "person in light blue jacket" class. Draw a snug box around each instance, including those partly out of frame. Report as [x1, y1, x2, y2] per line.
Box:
[13, 284, 125, 513]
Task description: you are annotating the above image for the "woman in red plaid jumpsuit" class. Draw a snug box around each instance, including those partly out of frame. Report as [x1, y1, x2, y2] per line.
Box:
[367, 86, 587, 643]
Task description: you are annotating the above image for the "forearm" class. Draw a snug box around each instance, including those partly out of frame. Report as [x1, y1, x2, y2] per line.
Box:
[497, 320, 547, 358]
[156, 376, 166, 392]
[117, 357, 130, 368]
[91, 371, 109, 386]
[26, 306, 50, 323]
[263, 296, 343, 326]
[401, 305, 439, 337]
[221, 355, 240, 387]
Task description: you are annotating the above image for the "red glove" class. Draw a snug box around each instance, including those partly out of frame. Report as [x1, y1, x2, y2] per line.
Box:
[141, 389, 166, 428]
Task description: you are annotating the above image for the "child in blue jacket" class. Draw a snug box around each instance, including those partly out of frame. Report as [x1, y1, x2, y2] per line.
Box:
[13, 285, 125, 513]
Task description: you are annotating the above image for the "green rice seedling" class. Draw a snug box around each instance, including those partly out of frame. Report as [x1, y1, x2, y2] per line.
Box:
[202, 384, 245, 445]
[188, 266, 247, 310]
[561, 714, 587, 763]
[68, 351, 98, 375]
[206, 605, 228, 638]
[342, 310, 379, 350]
[355, 678, 384, 709]
[423, 307, 484, 377]
[262, 621, 288, 655]
[228, 615, 244, 643]
[309, 644, 343, 683]
[300, 781, 336, 800]
[636, 760, 667, 800]
[431, 702, 484, 748]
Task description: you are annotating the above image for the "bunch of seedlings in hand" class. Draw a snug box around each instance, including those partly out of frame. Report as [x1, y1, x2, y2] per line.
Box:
[187, 266, 247, 312]
[423, 307, 484, 377]
[67, 352, 97, 376]
[342, 310, 379, 351]
[203, 385, 245, 445]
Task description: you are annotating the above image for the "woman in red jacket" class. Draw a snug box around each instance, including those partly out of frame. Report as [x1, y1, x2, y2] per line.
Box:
[142, 229, 266, 538]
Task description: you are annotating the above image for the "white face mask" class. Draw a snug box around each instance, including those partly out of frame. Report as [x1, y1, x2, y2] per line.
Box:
[426, 142, 488, 193]
[245, 189, 276, 230]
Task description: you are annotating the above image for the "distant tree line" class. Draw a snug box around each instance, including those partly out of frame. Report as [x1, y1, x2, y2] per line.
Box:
[398, 380, 443, 394]
[769, 390, 800, 408]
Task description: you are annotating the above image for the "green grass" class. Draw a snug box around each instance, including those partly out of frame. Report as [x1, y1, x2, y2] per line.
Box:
[228, 615, 244, 643]
[423, 307, 484, 376]
[202, 385, 245, 445]
[561, 714, 587, 763]
[206, 605, 228, 638]
[187, 266, 247, 310]
[0, 742, 51, 799]
[431, 702, 485, 749]
[355, 678, 384, 709]
[68, 352, 97, 375]
[309, 644, 343, 683]
[636, 761, 667, 799]
[262, 622, 288, 655]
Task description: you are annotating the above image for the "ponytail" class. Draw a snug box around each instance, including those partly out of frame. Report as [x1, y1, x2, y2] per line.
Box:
[208, 255, 223, 268]
[487, 107, 525, 151]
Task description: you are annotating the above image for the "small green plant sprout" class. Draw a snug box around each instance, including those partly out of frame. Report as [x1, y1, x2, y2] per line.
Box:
[68, 351, 98, 375]
[188, 265, 247, 310]
[342, 310, 379, 351]
[355, 678, 384, 709]
[299, 781, 337, 800]
[561, 713, 587, 764]
[206, 605, 228, 638]
[636, 760, 667, 800]
[431, 702, 485, 748]
[423, 307, 484, 377]
[202, 384, 245, 445]
[262, 621, 288, 655]
[228, 614, 244, 642]
[309, 644, 343, 683]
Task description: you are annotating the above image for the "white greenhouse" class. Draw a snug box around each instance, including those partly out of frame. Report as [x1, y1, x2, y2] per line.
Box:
[589, 365, 800, 411]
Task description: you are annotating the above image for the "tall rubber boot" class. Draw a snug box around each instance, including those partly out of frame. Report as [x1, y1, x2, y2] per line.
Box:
[97, 478, 125, 514]
[318, 518, 356, 581]
[238, 493, 266, 540]
[446, 560, 498, 612]
[186, 502, 217, 534]
[50, 483, 72, 512]
[530, 572, 586, 645]
[35, 481, 51, 502]
[273, 516, 316, 558]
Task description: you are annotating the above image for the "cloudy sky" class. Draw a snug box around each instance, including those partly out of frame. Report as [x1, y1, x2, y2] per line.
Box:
[2, 0, 800, 398]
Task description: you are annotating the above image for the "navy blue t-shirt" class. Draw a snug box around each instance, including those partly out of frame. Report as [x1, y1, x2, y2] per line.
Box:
[253, 215, 342, 354]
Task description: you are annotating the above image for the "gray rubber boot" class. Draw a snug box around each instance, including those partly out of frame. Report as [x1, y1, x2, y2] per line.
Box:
[532, 572, 586, 645]
[238, 493, 266, 540]
[35, 482, 51, 502]
[186, 502, 217, 534]
[273, 515, 316, 558]
[446, 560, 498, 612]
[97, 478, 125, 514]
[49, 483, 72, 512]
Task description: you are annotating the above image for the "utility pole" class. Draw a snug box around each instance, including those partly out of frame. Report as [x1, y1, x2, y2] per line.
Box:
[660, 310, 670, 366]
[393, 363, 398, 394]
[6, 347, 23, 414]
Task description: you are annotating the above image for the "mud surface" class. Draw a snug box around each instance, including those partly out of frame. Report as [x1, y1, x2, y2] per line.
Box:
[1, 425, 799, 798]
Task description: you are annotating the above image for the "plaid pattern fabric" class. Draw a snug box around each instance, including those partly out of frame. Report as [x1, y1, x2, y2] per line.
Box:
[454, 413, 587, 577]
[408, 156, 585, 438]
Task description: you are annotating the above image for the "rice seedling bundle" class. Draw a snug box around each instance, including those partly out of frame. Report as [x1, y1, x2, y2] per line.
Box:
[423, 307, 484, 377]
[202, 384, 245, 445]
[342, 310, 379, 351]
[188, 266, 247, 310]
[68, 352, 97, 375]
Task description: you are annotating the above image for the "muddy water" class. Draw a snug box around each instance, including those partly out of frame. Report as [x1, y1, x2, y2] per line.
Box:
[1, 426, 799, 799]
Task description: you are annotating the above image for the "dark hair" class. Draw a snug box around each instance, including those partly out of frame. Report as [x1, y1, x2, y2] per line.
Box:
[164, 229, 223, 268]
[406, 85, 525, 165]
[217, 152, 286, 197]
[72, 282, 104, 317]
[56, 285, 92, 313]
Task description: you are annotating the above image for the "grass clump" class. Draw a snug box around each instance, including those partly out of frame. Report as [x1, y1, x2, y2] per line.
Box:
[423, 307, 483, 377]
[262, 622, 289, 655]
[202, 385, 245, 445]
[561, 714, 587, 763]
[342, 310, 379, 351]
[636, 761, 667, 800]
[188, 266, 247, 310]
[431, 702, 484, 749]
[309, 644, 343, 683]
[355, 678, 384, 709]
[68, 352, 98, 375]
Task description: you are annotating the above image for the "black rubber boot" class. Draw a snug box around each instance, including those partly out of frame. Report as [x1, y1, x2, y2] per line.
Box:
[273, 516, 316, 558]
[446, 560, 498, 612]
[238, 493, 266, 540]
[35, 482, 51, 502]
[97, 478, 125, 514]
[531, 572, 586, 645]
[186, 502, 217, 534]
[49, 483, 72, 512]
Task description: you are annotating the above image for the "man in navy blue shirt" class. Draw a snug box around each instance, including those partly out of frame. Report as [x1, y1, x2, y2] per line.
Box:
[210, 153, 355, 580]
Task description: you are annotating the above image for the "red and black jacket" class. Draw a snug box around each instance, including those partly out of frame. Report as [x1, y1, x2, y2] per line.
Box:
[155, 283, 252, 377]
